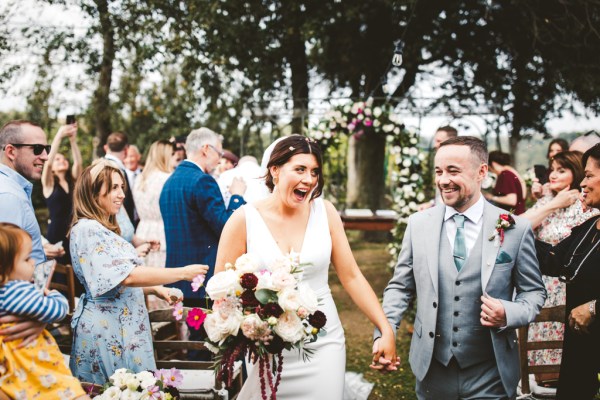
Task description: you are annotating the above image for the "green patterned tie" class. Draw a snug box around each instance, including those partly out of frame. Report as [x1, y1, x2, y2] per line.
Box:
[453, 214, 466, 271]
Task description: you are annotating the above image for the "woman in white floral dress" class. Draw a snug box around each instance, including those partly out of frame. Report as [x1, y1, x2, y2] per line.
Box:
[69, 159, 207, 384]
[523, 151, 599, 381]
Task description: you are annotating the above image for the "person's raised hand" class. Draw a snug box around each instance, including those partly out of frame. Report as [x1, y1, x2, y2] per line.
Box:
[43, 242, 65, 259]
[480, 292, 507, 328]
[531, 178, 543, 199]
[182, 264, 209, 281]
[550, 187, 580, 210]
[229, 176, 247, 196]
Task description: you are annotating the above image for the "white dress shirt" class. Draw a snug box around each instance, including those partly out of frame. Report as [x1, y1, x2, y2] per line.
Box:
[444, 195, 485, 258]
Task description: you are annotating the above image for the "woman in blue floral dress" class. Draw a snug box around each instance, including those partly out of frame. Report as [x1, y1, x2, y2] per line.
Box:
[69, 159, 208, 384]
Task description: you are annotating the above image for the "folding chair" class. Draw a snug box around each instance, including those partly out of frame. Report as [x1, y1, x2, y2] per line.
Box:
[518, 305, 566, 398]
[149, 308, 243, 400]
[49, 263, 77, 313]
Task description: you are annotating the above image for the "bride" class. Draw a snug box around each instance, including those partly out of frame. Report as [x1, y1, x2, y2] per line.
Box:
[215, 135, 398, 399]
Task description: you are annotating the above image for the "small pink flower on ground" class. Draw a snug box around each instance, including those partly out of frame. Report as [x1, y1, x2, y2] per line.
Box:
[173, 302, 184, 321]
[186, 307, 207, 330]
[191, 274, 206, 292]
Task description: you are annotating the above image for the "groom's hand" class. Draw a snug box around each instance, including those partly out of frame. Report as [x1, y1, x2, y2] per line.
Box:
[480, 292, 507, 328]
[370, 338, 400, 373]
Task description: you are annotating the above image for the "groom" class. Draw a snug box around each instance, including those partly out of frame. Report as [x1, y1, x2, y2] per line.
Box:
[374, 136, 546, 399]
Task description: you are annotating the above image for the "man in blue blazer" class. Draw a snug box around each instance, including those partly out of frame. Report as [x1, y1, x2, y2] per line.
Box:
[160, 127, 246, 306]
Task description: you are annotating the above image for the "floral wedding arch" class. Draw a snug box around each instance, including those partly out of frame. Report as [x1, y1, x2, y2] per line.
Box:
[310, 98, 427, 266]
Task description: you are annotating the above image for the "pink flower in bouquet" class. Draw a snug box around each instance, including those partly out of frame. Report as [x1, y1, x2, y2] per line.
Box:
[271, 270, 296, 291]
[186, 308, 207, 330]
[146, 385, 161, 399]
[155, 367, 183, 388]
[241, 313, 271, 341]
[172, 302, 183, 321]
[273, 311, 305, 343]
[364, 119, 373, 127]
[191, 274, 205, 292]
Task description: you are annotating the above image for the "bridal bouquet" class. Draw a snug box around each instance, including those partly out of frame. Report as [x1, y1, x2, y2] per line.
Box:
[95, 368, 182, 399]
[202, 252, 327, 400]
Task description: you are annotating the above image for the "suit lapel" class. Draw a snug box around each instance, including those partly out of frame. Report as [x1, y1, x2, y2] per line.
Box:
[426, 205, 445, 295]
[481, 201, 502, 291]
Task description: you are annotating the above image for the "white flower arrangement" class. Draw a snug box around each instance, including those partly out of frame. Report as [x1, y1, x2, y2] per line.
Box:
[95, 368, 182, 400]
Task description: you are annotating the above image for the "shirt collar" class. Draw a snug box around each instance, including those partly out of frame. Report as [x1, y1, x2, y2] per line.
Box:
[183, 159, 204, 173]
[0, 163, 33, 198]
[444, 194, 485, 224]
[104, 154, 126, 171]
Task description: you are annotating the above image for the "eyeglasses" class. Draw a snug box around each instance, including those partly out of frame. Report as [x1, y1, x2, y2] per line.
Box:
[5, 143, 51, 155]
[207, 144, 224, 158]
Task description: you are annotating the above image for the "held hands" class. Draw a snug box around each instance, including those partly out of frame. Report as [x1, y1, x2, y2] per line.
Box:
[480, 292, 507, 328]
[370, 334, 400, 373]
[182, 264, 209, 281]
[0, 315, 46, 347]
[229, 176, 247, 196]
[569, 302, 594, 334]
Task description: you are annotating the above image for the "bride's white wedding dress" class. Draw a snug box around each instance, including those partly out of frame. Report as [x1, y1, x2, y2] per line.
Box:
[238, 198, 346, 399]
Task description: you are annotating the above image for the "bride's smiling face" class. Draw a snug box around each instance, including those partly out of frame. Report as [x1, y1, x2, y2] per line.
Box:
[271, 153, 320, 207]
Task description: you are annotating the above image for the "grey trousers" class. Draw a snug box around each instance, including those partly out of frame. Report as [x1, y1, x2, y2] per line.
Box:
[416, 357, 514, 400]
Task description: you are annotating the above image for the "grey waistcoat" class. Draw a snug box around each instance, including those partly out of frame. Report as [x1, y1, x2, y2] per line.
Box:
[433, 223, 494, 368]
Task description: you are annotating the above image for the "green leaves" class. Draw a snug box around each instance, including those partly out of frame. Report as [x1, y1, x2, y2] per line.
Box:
[255, 289, 278, 305]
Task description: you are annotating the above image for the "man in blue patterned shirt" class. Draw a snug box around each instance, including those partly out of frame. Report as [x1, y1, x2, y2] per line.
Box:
[0, 120, 49, 264]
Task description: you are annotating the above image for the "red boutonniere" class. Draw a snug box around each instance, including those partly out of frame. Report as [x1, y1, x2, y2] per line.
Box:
[489, 213, 516, 245]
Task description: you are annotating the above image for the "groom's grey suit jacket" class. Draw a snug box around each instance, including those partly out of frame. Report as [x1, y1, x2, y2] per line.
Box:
[378, 201, 546, 397]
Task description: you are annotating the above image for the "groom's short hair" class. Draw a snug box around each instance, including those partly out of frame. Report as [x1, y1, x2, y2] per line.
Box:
[439, 136, 488, 165]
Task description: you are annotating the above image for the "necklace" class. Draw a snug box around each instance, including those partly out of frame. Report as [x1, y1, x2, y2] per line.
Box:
[560, 217, 600, 283]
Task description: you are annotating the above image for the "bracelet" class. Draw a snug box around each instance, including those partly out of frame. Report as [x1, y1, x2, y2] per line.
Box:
[589, 300, 596, 318]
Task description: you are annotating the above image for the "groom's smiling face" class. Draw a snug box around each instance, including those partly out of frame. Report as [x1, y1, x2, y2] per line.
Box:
[435, 144, 487, 212]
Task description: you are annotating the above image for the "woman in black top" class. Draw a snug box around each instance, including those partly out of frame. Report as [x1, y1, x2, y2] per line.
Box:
[41, 123, 82, 263]
[536, 143, 600, 399]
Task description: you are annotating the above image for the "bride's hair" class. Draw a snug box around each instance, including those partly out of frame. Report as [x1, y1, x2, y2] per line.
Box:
[265, 135, 324, 200]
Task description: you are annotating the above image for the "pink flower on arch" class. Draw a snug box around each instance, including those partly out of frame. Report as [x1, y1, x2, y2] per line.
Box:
[186, 308, 207, 330]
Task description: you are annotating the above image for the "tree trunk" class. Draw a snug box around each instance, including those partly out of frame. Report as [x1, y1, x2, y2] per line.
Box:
[346, 132, 386, 210]
[282, 4, 308, 135]
[93, 0, 115, 158]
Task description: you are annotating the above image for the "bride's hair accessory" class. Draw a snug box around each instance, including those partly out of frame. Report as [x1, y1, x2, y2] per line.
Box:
[288, 146, 295, 151]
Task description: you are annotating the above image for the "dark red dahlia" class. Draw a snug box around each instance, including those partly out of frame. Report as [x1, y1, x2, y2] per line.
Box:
[240, 273, 259, 290]
[241, 289, 260, 307]
[259, 302, 284, 319]
[264, 333, 285, 354]
[308, 310, 327, 329]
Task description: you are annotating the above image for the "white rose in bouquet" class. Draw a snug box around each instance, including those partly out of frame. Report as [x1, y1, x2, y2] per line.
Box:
[135, 370, 156, 390]
[241, 313, 271, 341]
[271, 269, 296, 291]
[278, 288, 302, 312]
[97, 386, 121, 400]
[270, 256, 293, 274]
[205, 309, 244, 343]
[255, 269, 274, 290]
[110, 368, 131, 388]
[297, 283, 319, 314]
[120, 388, 141, 400]
[125, 375, 141, 391]
[274, 311, 305, 343]
[206, 269, 241, 300]
[235, 253, 260, 275]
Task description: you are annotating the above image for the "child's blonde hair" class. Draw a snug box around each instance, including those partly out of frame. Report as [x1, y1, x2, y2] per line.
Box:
[0, 223, 30, 286]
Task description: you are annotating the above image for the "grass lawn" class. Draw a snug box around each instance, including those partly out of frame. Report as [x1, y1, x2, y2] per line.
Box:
[330, 238, 417, 400]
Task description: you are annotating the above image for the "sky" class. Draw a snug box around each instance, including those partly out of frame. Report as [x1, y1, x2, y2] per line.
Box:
[2, 0, 599, 139]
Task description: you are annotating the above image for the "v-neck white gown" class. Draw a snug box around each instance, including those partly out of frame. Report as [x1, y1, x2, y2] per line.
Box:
[239, 198, 346, 399]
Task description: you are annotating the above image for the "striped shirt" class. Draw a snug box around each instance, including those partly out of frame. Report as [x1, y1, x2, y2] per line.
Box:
[0, 280, 68, 323]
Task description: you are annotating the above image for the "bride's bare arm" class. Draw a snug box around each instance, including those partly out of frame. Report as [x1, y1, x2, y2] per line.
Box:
[324, 200, 398, 369]
[215, 208, 247, 274]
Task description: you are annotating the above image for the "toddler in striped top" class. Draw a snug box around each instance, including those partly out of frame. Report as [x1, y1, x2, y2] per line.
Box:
[0, 222, 90, 400]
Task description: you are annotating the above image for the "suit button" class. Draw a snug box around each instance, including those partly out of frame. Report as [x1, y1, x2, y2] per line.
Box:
[455, 281, 461, 286]
[453, 311, 459, 316]
[454, 296, 460, 301]
[429, 332, 434, 338]
[233, 198, 239, 203]
[453, 327, 458, 332]
[432, 302, 437, 308]
[452, 341, 458, 347]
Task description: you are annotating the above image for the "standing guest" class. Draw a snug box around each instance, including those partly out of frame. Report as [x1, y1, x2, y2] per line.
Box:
[104, 132, 136, 224]
[0, 223, 90, 400]
[41, 123, 82, 264]
[169, 135, 186, 168]
[218, 155, 269, 207]
[160, 128, 246, 306]
[523, 151, 599, 383]
[124, 144, 143, 187]
[548, 138, 569, 160]
[69, 159, 208, 384]
[214, 149, 238, 178]
[376, 136, 545, 399]
[535, 143, 600, 399]
[570, 131, 600, 154]
[133, 140, 176, 309]
[485, 150, 527, 214]
[0, 120, 49, 264]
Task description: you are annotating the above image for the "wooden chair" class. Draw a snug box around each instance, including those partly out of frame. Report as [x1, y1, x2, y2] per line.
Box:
[49, 263, 77, 313]
[149, 308, 244, 400]
[518, 305, 566, 397]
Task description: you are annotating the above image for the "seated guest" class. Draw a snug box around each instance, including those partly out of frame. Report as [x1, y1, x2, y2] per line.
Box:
[523, 151, 599, 383]
[69, 159, 208, 384]
[484, 150, 527, 214]
[41, 122, 82, 264]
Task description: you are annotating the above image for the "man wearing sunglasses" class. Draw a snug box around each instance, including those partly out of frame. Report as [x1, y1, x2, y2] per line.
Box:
[0, 120, 50, 264]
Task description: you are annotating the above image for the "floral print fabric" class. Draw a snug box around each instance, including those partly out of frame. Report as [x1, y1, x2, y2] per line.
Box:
[69, 219, 156, 384]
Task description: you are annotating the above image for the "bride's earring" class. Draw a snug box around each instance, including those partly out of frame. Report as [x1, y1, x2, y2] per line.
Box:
[273, 176, 278, 191]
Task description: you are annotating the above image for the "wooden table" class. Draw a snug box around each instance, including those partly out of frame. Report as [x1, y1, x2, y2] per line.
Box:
[339, 212, 398, 231]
